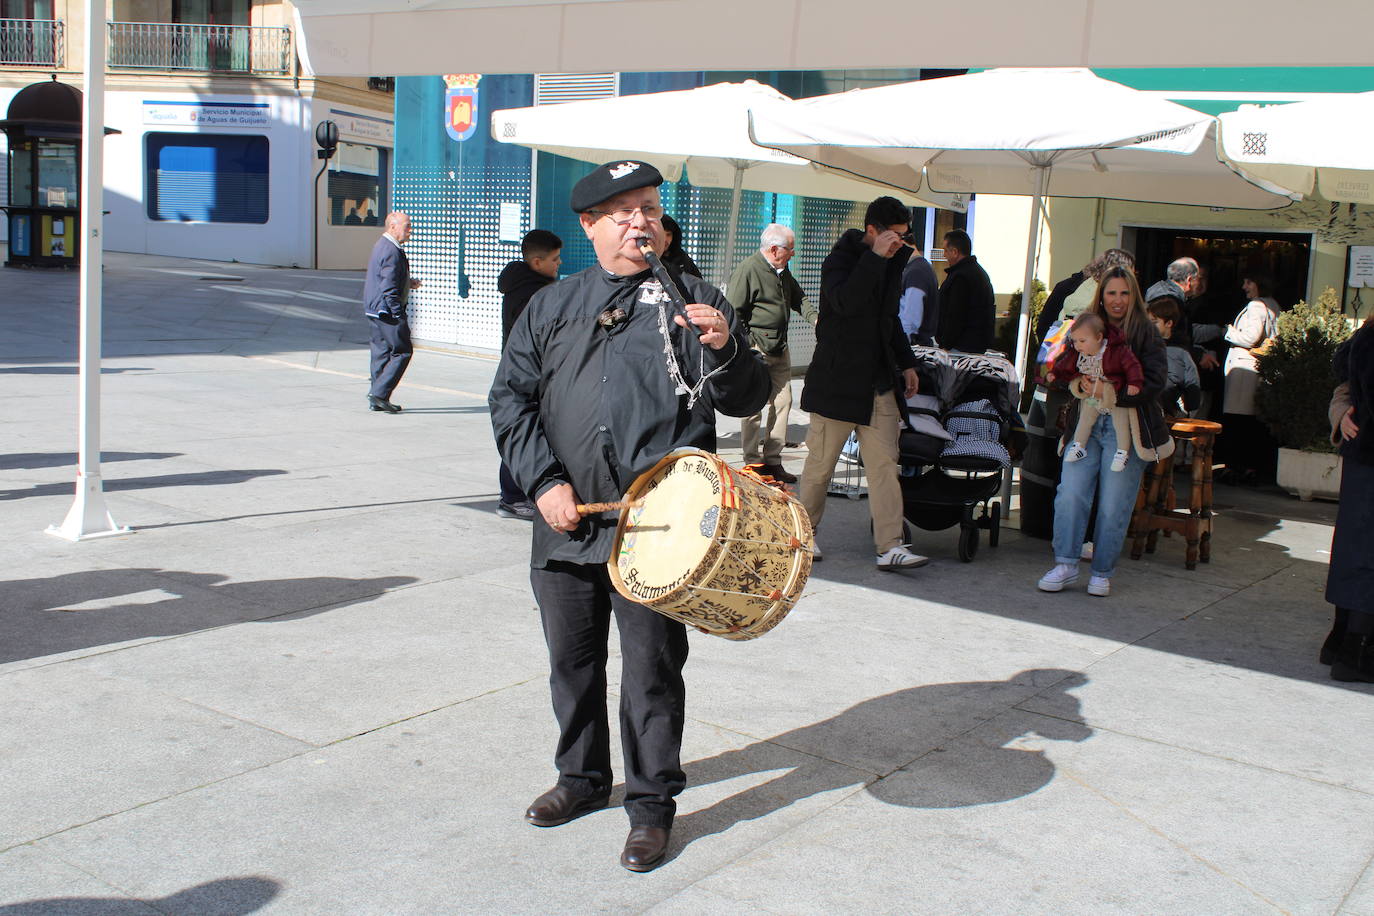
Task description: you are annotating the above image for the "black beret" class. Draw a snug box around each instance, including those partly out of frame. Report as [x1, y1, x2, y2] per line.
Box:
[569, 160, 664, 213]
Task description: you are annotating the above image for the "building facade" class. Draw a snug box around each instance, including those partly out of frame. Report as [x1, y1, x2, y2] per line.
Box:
[1, 0, 396, 268]
[389, 66, 1374, 362]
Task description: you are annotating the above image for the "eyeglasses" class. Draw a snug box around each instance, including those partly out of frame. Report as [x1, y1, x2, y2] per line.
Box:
[586, 204, 665, 225]
[877, 225, 917, 245]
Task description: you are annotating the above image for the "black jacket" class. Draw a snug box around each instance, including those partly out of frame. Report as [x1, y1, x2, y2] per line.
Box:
[1036, 271, 1088, 344]
[937, 254, 996, 353]
[1335, 321, 1374, 467]
[498, 260, 555, 349]
[489, 265, 769, 567]
[801, 229, 918, 426]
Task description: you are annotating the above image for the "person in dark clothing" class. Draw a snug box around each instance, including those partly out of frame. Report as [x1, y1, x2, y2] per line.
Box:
[659, 214, 703, 278]
[495, 229, 563, 520]
[499, 230, 563, 348]
[798, 196, 927, 570]
[362, 211, 421, 413]
[1323, 318, 1374, 682]
[937, 229, 996, 353]
[899, 251, 940, 345]
[489, 160, 768, 873]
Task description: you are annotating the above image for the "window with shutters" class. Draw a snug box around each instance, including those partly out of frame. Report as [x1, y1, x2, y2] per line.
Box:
[145, 132, 269, 224]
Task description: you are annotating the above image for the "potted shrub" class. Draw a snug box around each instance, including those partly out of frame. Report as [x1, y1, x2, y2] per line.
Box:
[1255, 287, 1354, 500]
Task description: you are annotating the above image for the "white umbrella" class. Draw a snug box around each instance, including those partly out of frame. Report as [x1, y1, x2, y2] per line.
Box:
[1218, 91, 1374, 204]
[749, 68, 1295, 380]
[490, 80, 961, 281]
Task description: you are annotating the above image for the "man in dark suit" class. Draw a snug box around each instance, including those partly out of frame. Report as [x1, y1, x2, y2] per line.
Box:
[937, 229, 996, 353]
[363, 211, 421, 413]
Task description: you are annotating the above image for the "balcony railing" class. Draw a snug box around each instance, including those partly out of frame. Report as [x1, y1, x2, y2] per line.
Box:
[108, 21, 292, 75]
[0, 18, 63, 67]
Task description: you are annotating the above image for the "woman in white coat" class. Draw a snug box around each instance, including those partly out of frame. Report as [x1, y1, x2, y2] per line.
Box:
[1219, 273, 1280, 484]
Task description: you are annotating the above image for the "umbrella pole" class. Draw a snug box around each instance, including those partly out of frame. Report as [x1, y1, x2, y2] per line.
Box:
[1005, 164, 1049, 521]
[1013, 165, 1049, 387]
[720, 161, 745, 286]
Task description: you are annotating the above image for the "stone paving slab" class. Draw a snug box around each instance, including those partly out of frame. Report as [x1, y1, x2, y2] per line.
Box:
[0, 664, 310, 849]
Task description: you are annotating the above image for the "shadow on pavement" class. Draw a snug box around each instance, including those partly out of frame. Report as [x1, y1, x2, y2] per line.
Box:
[672, 669, 1088, 856]
[0, 451, 182, 471]
[0, 876, 279, 915]
[1, 568, 419, 666]
[0, 469, 287, 501]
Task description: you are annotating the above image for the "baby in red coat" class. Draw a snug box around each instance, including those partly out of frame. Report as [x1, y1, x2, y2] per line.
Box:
[1048, 312, 1144, 472]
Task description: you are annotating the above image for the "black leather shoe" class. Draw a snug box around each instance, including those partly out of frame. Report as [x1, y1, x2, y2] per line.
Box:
[757, 463, 798, 483]
[1331, 634, 1374, 683]
[368, 395, 402, 413]
[620, 825, 670, 872]
[523, 785, 609, 827]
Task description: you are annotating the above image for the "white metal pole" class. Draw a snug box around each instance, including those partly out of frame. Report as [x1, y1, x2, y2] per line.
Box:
[1004, 164, 1049, 518]
[49, 0, 129, 541]
[1012, 165, 1049, 387]
[719, 160, 745, 287]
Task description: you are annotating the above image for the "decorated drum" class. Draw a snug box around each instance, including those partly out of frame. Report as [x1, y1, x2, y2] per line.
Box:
[608, 449, 814, 640]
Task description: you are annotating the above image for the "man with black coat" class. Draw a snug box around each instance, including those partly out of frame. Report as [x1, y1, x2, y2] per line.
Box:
[936, 229, 996, 353]
[798, 196, 928, 570]
[489, 160, 768, 873]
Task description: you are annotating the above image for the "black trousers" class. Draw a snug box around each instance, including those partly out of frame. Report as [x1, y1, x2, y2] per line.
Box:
[529, 560, 688, 828]
[499, 462, 525, 505]
[368, 313, 412, 399]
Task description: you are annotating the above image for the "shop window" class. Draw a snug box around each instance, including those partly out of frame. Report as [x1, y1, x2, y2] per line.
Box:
[145, 132, 269, 224]
[327, 141, 388, 226]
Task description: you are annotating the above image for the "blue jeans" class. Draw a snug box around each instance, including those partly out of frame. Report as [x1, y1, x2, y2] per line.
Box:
[1051, 411, 1147, 578]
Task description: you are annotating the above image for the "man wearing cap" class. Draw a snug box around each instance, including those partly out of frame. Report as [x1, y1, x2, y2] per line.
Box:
[489, 160, 768, 873]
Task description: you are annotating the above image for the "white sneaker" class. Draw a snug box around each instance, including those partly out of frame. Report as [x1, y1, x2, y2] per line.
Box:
[1064, 442, 1086, 462]
[1110, 449, 1129, 472]
[1087, 575, 1111, 596]
[1037, 563, 1079, 592]
[811, 543, 823, 561]
[1080, 542, 1094, 561]
[876, 545, 929, 570]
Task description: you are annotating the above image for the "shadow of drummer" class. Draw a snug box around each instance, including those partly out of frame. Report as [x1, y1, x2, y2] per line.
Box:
[669, 668, 1090, 854]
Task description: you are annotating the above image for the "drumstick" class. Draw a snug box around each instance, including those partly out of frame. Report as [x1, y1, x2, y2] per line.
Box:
[638, 243, 705, 338]
[575, 500, 643, 515]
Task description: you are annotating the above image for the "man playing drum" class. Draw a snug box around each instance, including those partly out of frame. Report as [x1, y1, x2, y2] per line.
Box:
[488, 160, 768, 872]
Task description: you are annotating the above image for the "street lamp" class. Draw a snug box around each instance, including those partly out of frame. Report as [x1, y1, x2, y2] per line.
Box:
[313, 119, 338, 269]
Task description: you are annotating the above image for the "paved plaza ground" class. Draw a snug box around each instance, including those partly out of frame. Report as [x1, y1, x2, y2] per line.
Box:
[0, 253, 1370, 915]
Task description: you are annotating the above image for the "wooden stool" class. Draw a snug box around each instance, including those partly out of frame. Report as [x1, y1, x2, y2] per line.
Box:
[1128, 418, 1222, 570]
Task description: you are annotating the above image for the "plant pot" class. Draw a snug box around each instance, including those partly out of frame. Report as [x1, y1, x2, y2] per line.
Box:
[1276, 447, 1342, 501]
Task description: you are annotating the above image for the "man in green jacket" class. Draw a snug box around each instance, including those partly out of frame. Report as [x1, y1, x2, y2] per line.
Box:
[728, 224, 817, 482]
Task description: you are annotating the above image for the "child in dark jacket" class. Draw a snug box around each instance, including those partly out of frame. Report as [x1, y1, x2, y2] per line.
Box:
[1146, 296, 1202, 419]
[1049, 312, 1145, 472]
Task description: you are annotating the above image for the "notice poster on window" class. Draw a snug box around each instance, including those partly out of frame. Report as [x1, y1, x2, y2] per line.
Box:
[498, 202, 523, 243]
[46, 187, 67, 207]
[1349, 246, 1374, 288]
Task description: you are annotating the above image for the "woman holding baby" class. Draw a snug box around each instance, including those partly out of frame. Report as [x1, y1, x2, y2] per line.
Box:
[1037, 266, 1174, 598]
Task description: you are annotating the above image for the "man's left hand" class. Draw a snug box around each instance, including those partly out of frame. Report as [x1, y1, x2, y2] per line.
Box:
[409, 278, 422, 290]
[675, 304, 731, 350]
[902, 368, 919, 399]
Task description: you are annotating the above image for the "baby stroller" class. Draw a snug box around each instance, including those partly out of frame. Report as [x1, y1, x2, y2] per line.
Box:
[898, 347, 1022, 562]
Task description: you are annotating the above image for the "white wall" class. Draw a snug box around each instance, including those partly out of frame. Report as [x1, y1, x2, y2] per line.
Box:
[101, 90, 313, 267]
